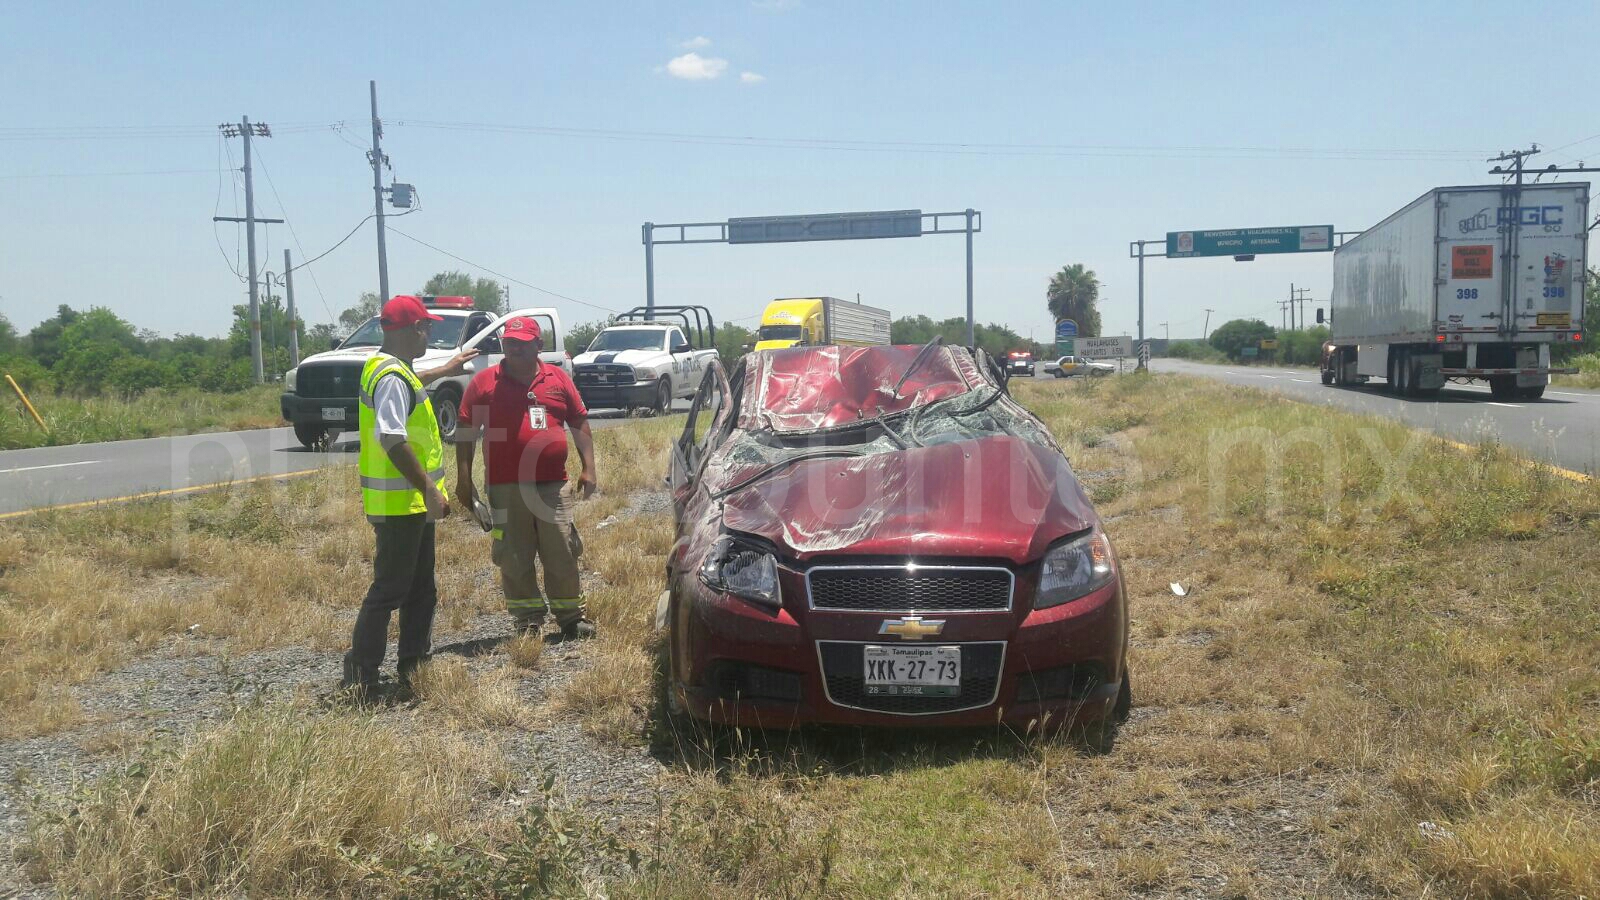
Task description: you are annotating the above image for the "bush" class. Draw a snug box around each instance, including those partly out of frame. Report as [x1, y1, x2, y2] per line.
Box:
[1208, 318, 1277, 361]
[1166, 340, 1225, 362]
[106, 356, 172, 395]
[0, 353, 51, 392]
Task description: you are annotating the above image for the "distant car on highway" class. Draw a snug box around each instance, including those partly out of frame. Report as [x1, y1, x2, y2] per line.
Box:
[659, 342, 1132, 738]
[1052, 356, 1115, 378]
[1005, 350, 1035, 376]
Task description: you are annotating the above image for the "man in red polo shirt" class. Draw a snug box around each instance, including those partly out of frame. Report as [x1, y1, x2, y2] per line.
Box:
[455, 316, 598, 639]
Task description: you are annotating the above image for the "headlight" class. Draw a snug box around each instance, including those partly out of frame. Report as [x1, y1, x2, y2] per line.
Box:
[285, 368, 298, 393]
[631, 365, 650, 383]
[699, 537, 781, 608]
[1034, 530, 1116, 610]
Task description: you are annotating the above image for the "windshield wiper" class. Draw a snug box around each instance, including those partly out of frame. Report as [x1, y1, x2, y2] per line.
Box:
[712, 449, 864, 499]
[892, 337, 944, 400]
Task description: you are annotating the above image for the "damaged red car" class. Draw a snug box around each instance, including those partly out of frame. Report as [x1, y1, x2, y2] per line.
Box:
[660, 342, 1130, 734]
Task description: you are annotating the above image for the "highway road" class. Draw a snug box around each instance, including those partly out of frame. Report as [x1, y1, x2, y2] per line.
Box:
[0, 405, 681, 518]
[1150, 358, 1600, 477]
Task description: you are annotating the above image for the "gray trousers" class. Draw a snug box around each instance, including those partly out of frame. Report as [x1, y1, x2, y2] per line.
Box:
[344, 513, 437, 683]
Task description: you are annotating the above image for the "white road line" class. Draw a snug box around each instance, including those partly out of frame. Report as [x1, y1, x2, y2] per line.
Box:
[1292, 378, 1314, 383]
[1, 459, 102, 475]
[1549, 391, 1592, 398]
[1485, 402, 1524, 409]
[1258, 375, 1278, 379]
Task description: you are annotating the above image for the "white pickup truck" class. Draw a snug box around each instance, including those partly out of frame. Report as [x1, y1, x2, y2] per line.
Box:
[280, 295, 569, 448]
[571, 305, 720, 414]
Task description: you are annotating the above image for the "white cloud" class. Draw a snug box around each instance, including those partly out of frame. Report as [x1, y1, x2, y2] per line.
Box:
[665, 52, 728, 80]
[740, 71, 766, 84]
[679, 36, 711, 49]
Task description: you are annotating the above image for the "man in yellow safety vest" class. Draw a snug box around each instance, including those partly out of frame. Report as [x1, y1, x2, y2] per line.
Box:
[341, 295, 478, 695]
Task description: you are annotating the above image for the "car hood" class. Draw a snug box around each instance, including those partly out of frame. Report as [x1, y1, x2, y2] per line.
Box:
[574, 349, 662, 367]
[719, 435, 1096, 564]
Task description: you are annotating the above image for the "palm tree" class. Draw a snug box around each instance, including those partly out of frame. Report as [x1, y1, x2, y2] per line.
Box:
[1046, 264, 1101, 337]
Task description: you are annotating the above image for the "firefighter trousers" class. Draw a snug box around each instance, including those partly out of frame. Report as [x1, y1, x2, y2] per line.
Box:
[487, 481, 586, 627]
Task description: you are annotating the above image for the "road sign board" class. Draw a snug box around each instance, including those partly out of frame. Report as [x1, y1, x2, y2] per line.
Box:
[1166, 225, 1333, 259]
[728, 210, 923, 244]
[1055, 319, 1078, 339]
[1078, 335, 1134, 359]
[1055, 338, 1075, 356]
[1241, 346, 1259, 358]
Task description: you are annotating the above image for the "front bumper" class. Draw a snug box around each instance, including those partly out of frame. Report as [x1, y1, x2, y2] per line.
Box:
[1007, 364, 1035, 376]
[280, 393, 358, 427]
[670, 565, 1127, 729]
[576, 381, 657, 410]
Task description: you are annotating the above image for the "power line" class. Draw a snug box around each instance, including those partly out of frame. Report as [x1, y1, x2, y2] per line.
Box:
[0, 167, 215, 179]
[386, 226, 617, 314]
[252, 146, 336, 324]
[391, 118, 1491, 161]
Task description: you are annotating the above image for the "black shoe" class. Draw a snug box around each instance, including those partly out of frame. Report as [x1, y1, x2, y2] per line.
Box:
[512, 614, 546, 635]
[340, 654, 379, 692]
[560, 619, 598, 641]
[396, 655, 430, 689]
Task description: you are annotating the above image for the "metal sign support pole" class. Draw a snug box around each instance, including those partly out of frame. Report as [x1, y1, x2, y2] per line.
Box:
[642, 222, 655, 316]
[965, 208, 975, 348]
[1136, 239, 1146, 370]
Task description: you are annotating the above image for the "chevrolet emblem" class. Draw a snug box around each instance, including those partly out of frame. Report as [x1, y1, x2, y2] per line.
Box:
[878, 616, 945, 641]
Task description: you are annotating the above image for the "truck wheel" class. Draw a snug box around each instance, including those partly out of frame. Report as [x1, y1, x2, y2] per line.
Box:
[1489, 375, 1515, 399]
[1397, 351, 1413, 397]
[1320, 367, 1334, 385]
[432, 385, 462, 441]
[652, 377, 672, 416]
[1517, 385, 1546, 400]
[293, 423, 327, 450]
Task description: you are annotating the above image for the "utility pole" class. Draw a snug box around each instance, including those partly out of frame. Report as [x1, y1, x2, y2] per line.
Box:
[1203, 308, 1214, 340]
[501, 284, 511, 314]
[1289, 283, 1297, 331]
[1160, 321, 1169, 342]
[283, 249, 300, 366]
[964, 208, 976, 348]
[369, 81, 390, 304]
[215, 118, 279, 383]
[1293, 286, 1312, 331]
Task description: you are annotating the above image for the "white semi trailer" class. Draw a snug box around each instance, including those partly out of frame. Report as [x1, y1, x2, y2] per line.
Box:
[1319, 183, 1588, 399]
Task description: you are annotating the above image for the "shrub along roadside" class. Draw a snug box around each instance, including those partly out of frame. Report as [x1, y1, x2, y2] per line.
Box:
[0, 383, 281, 450]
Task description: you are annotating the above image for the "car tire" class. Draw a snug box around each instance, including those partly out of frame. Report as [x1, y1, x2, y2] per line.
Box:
[652, 377, 672, 416]
[1112, 670, 1132, 723]
[432, 385, 462, 441]
[293, 423, 327, 450]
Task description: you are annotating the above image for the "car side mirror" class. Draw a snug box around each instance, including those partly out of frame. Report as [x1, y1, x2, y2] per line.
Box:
[329, 338, 341, 350]
[672, 342, 691, 354]
[1316, 308, 1325, 324]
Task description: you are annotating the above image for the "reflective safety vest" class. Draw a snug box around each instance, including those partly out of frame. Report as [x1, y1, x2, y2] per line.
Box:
[358, 353, 447, 519]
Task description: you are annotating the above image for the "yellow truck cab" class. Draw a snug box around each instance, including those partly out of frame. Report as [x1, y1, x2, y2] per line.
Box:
[753, 296, 891, 351]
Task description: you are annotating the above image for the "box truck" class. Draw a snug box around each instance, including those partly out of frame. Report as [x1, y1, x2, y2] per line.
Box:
[1320, 183, 1587, 399]
[753, 297, 891, 351]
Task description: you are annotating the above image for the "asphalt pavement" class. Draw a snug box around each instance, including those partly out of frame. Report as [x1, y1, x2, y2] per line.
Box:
[1148, 358, 1600, 477]
[0, 403, 684, 518]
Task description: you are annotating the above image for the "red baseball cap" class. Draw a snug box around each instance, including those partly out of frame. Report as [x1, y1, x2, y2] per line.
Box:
[501, 315, 543, 342]
[380, 295, 443, 331]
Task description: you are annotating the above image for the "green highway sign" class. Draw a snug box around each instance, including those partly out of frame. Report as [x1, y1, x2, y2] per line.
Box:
[1166, 225, 1333, 259]
[1055, 338, 1074, 356]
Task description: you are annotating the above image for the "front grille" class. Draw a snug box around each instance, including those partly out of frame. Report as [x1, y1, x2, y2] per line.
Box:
[807, 566, 1012, 612]
[296, 362, 363, 399]
[575, 364, 635, 385]
[818, 641, 1004, 714]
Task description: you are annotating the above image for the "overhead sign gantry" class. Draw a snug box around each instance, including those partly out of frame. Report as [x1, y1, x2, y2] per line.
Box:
[643, 208, 982, 345]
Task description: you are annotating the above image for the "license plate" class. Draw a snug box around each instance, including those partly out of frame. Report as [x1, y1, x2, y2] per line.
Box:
[1537, 312, 1571, 327]
[863, 645, 960, 697]
[321, 407, 346, 421]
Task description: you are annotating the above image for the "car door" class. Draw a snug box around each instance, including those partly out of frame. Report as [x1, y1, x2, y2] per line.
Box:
[669, 359, 731, 507]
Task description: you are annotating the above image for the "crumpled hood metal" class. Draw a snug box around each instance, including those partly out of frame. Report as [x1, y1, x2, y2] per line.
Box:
[753, 344, 976, 433]
[720, 434, 1096, 564]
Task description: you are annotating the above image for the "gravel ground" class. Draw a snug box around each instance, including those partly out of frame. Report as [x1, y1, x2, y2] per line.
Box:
[0, 497, 675, 898]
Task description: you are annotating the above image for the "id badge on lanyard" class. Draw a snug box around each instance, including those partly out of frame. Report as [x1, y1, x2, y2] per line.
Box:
[527, 388, 548, 430]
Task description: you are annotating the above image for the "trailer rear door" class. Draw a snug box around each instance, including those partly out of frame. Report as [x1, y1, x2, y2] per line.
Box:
[1437, 185, 1588, 337]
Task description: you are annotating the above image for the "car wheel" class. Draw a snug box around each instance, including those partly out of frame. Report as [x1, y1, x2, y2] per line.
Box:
[652, 377, 672, 416]
[1112, 670, 1132, 723]
[432, 385, 462, 441]
[293, 423, 327, 450]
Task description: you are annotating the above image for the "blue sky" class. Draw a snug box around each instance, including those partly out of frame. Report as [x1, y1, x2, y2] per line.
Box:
[3, 0, 1596, 351]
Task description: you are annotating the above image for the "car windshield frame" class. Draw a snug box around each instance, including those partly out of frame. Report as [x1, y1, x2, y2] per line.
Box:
[757, 324, 804, 341]
[588, 329, 667, 352]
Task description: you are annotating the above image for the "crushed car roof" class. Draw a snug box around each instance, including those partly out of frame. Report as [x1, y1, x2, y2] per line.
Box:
[748, 344, 982, 433]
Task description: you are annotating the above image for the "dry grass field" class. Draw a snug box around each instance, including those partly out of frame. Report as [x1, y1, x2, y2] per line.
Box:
[4, 373, 1597, 897]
